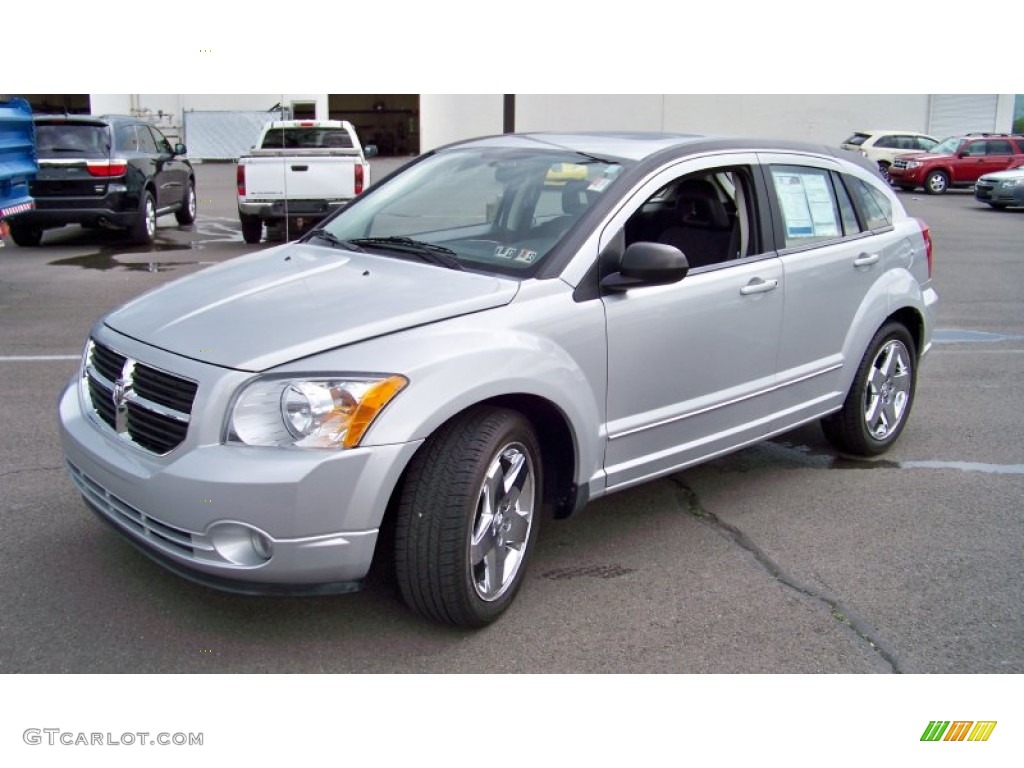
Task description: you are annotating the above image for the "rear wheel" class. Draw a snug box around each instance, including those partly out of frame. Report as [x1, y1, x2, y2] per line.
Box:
[821, 322, 917, 456]
[175, 180, 197, 224]
[9, 222, 43, 247]
[924, 170, 949, 195]
[988, 203, 1008, 210]
[130, 191, 157, 244]
[240, 213, 262, 244]
[395, 407, 542, 627]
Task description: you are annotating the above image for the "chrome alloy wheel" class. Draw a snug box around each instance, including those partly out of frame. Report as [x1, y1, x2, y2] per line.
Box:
[863, 339, 912, 440]
[470, 442, 535, 602]
[144, 196, 156, 239]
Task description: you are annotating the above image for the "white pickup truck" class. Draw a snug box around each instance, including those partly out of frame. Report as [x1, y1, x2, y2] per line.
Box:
[236, 119, 375, 244]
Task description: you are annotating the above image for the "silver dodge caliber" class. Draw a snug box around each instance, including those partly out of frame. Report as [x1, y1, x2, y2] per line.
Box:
[59, 132, 938, 627]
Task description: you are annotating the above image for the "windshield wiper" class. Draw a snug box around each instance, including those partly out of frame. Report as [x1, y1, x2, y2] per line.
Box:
[306, 228, 364, 251]
[347, 237, 464, 270]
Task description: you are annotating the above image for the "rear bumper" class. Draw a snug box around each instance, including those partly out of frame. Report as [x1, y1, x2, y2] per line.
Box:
[20, 192, 138, 229]
[239, 199, 350, 221]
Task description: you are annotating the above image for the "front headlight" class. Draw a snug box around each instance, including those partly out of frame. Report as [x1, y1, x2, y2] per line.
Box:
[905, 160, 922, 169]
[1001, 179, 1024, 188]
[228, 375, 408, 449]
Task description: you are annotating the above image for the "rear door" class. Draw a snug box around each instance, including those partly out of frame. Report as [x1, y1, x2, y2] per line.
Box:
[759, 153, 892, 428]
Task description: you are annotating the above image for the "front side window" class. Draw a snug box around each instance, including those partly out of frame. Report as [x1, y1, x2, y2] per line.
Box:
[916, 136, 939, 151]
[874, 135, 898, 149]
[136, 125, 158, 154]
[320, 148, 628, 275]
[115, 125, 140, 153]
[622, 166, 761, 269]
[769, 165, 842, 249]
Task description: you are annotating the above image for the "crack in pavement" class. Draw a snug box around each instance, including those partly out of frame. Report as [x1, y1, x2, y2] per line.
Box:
[670, 476, 903, 673]
[0, 466, 63, 479]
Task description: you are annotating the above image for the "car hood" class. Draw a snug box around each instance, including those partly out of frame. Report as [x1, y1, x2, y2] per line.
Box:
[979, 167, 1024, 182]
[894, 152, 948, 162]
[103, 243, 520, 371]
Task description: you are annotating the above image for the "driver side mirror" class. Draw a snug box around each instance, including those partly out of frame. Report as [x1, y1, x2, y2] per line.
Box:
[364, 144, 379, 158]
[601, 242, 690, 292]
[173, 143, 187, 156]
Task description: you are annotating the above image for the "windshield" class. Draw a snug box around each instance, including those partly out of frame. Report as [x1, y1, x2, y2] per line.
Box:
[318, 148, 629, 275]
[929, 137, 965, 156]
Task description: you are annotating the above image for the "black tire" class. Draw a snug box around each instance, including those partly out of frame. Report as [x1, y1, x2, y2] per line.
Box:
[924, 170, 949, 195]
[9, 222, 43, 247]
[877, 161, 891, 183]
[240, 213, 262, 244]
[130, 190, 157, 245]
[395, 406, 542, 628]
[175, 180, 197, 224]
[898, 185, 915, 192]
[988, 203, 1008, 210]
[821, 322, 917, 457]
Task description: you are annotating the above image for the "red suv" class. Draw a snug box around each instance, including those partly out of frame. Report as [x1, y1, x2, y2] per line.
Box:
[889, 133, 1024, 194]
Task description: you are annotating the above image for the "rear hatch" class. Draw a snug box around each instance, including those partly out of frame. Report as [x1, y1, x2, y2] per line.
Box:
[32, 118, 115, 205]
[243, 125, 361, 201]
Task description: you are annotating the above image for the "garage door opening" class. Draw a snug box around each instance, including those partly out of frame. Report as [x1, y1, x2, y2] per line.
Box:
[328, 95, 418, 156]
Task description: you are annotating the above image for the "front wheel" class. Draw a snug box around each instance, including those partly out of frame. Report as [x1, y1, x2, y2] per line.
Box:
[821, 323, 917, 456]
[924, 170, 949, 195]
[877, 161, 892, 183]
[395, 407, 542, 627]
[988, 203, 1008, 210]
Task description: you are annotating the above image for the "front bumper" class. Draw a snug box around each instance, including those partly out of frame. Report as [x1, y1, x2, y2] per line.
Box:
[888, 166, 923, 187]
[59, 369, 423, 593]
[974, 180, 1024, 207]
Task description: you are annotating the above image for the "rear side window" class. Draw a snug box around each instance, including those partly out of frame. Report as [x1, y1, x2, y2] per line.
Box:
[986, 140, 1014, 155]
[260, 128, 354, 149]
[35, 122, 110, 159]
[768, 165, 842, 248]
[844, 176, 893, 230]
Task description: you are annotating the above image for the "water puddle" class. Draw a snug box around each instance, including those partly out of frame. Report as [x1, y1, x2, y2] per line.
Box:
[49, 249, 201, 272]
[709, 440, 1024, 476]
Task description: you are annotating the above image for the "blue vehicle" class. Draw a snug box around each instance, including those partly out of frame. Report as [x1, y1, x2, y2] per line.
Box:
[0, 96, 37, 245]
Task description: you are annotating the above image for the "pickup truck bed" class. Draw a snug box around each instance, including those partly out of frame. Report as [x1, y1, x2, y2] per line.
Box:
[236, 120, 371, 244]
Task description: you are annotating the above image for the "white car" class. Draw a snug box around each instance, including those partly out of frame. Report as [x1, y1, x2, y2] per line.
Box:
[841, 130, 939, 180]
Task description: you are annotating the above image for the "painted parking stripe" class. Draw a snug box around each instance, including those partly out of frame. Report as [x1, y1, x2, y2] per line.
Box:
[0, 355, 80, 361]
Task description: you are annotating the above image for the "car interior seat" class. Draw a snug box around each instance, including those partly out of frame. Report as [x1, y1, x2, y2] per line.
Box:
[658, 178, 737, 268]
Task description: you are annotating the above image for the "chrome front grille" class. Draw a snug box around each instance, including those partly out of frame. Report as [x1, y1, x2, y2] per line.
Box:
[82, 339, 198, 455]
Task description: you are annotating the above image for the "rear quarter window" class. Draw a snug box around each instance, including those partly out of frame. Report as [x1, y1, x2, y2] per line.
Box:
[844, 176, 893, 230]
[843, 133, 871, 146]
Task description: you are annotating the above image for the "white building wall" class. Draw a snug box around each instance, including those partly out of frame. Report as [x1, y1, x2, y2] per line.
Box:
[419, 94, 503, 152]
[514, 94, 933, 144]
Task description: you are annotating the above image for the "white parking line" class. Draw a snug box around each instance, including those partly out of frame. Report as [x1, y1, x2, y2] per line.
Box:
[0, 355, 80, 361]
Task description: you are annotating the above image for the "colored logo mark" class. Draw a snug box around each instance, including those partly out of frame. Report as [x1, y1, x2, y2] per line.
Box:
[921, 721, 997, 742]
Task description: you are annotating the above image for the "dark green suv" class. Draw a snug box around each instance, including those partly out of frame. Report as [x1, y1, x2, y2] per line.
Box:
[10, 114, 196, 246]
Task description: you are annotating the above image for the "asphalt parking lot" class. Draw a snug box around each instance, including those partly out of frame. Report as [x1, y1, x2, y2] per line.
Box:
[0, 161, 1021, 674]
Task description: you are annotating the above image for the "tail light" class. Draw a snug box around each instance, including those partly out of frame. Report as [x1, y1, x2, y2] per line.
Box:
[354, 164, 364, 195]
[236, 164, 246, 196]
[915, 218, 933, 278]
[86, 160, 128, 177]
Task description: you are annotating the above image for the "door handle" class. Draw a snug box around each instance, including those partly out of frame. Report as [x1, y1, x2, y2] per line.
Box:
[291, 165, 309, 172]
[740, 278, 778, 295]
[854, 253, 880, 267]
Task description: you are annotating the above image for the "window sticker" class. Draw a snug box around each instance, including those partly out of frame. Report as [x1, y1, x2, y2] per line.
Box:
[588, 177, 612, 192]
[772, 169, 839, 240]
[514, 249, 538, 264]
[494, 245, 518, 260]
